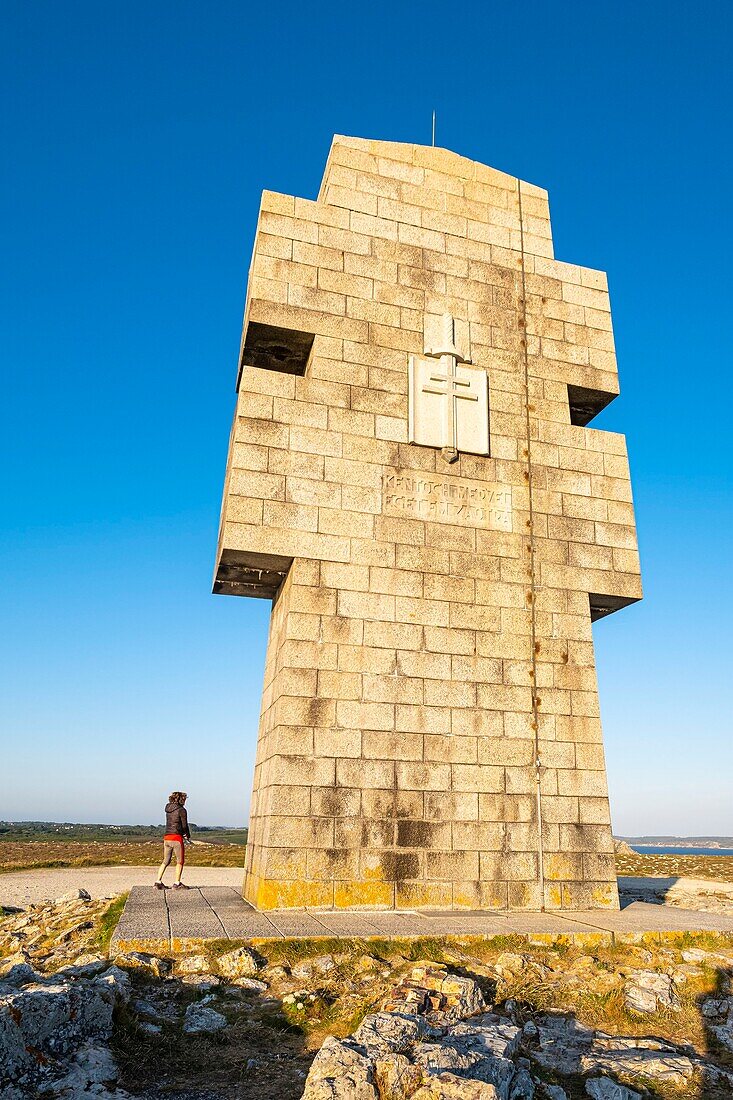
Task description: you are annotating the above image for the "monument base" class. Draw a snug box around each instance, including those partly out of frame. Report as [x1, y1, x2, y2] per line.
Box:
[243, 870, 620, 913]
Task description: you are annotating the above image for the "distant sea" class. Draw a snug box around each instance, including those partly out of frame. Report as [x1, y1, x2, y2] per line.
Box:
[631, 845, 733, 857]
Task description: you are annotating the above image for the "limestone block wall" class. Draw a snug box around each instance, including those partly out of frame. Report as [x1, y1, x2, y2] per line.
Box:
[215, 136, 642, 911]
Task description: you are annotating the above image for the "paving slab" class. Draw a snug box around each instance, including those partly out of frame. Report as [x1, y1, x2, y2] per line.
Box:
[408, 913, 518, 936]
[112, 886, 169, 948]
[199, 886, 252, 909]
[218, 912, 281, 939]
[167, 887, 227, 940]
[264, 911, 335, 938]
[111, 886, 733, 952]
[312, 914, 391, 937]
[476, 911, 611, 936]
[565, 902, 733, 934]
[197, 890, 280, 938]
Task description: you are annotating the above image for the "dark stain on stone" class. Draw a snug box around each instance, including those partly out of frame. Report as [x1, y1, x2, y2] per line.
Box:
[396, 820, 432, 848]
[318, 792, 345, 817]
[306, 698, 321, 723]
[381, 851, 420, 881]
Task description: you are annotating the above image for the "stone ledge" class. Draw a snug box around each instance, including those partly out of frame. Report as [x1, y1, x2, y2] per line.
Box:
[110, 885, 733, 955]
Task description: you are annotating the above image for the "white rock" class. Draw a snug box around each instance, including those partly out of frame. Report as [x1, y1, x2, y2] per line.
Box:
[183, 1003, 228, 1034]
[450, 1014, 521, 1061]
[97, 966, 131, 1003]
[701, 995, 730, 1018]
[411, 1073, 500, 1099]
[585, 1077, 640, 1100]
[582, 1045, 694, 1088]
[0, 961, 40, 987]
[373, 1052, 423, 1099]
[530, 1015, 594, 1076]
[230, 976, 268, 992]
[114, 952, 170, 979]
[353, 1011, 426, 1057]
[681, 947, 733, 965]
[57, 959, 109, 980]
[495, 953, 527, 975]
[293, 954, 337, 982]
[302, 1035, 377, 1099]
[510, 1066, 535, 1099]
[623, 971, 679, 1014]
[58, 889, 91, 903]
[710, 1024, 733, 1052]
[216, 945, 260, 978]
[0, 979, 117, 1083]
[50, 1040, 118, 1094]
[132, 998, 159, 1021]
[175, 954, 211, 976]
[540, 1086, 568, 1100]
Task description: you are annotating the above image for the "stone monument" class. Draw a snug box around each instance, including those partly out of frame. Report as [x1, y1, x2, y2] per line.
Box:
[213, 136, 642, 911]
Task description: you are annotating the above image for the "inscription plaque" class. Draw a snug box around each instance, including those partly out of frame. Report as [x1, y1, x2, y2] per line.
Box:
[383, 469, 512, 531]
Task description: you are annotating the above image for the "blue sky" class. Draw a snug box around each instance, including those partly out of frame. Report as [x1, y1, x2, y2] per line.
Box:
[1, 1, 730, 833]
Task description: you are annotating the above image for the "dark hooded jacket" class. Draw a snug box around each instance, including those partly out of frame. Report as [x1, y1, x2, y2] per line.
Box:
[165, 801, 190, 839]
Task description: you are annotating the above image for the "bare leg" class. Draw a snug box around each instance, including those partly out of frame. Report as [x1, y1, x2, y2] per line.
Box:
[156, 861, 167, 882]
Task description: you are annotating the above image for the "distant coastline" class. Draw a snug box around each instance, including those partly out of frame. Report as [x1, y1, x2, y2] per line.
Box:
[619, 836, 733, 849]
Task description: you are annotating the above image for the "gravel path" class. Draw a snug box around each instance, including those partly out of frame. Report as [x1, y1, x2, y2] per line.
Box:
[0, 865, 243, 907]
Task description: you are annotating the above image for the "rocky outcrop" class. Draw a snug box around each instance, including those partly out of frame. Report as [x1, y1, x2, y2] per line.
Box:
[0, 960, 130, 1094]
[301, 959, 718, 1099]
[7, 892, 733, 1099]
[183, 1001, 228, 1034]
[302, 965, 524, 1100]
[0, 892, 115, 970]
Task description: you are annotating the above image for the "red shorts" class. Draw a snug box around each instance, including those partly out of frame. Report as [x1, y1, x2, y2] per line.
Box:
[162, 834, 185, 868]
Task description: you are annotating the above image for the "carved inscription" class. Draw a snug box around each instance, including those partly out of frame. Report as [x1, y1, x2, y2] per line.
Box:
[383, 469, 512, 531]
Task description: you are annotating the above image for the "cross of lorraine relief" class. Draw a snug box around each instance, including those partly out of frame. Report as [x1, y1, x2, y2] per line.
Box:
[408, 313, 489, 463]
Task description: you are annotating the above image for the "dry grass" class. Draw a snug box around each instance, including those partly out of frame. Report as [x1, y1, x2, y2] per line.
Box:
[0, 840, 246, 873]
[5, 842, 733, 883]
[615, 851, 733, 882]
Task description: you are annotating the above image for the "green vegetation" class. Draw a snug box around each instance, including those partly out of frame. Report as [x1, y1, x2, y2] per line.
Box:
[0, 821, 248, 845]
[0, 821, 249, 871]
[615, 850, 733, 882]
[95, 893, 129, 953]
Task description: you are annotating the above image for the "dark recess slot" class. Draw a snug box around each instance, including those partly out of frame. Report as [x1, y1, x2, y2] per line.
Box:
[241, 321, 315, 376]
[567, 384, 616, 426]
[214, 550, 292, 600]
[589, 592, 638, 622]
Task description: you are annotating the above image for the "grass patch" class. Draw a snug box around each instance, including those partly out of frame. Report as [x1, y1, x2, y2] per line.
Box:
[95, 893, 128, 953]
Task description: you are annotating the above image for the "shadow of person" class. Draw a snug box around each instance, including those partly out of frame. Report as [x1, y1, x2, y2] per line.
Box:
[694, 964, 733, 1098]
[111, 968, 314, 1099]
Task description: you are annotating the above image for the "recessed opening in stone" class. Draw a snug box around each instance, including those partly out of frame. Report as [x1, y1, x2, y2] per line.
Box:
[241, 321, 315, 375]
[213, 549, 292, 599]
[567, 384, 616, 426]
[589, 591, 639, 622]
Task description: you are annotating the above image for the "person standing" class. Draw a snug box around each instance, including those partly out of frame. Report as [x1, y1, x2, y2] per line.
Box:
[155, 791, 191, 889]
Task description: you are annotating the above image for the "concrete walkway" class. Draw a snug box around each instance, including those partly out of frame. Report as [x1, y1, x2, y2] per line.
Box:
[111, 884, 733, 952]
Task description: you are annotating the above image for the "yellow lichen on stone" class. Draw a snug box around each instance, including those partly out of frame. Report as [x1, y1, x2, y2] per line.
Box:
[333, 881, 393, 909]
[253, 878, 333, 911]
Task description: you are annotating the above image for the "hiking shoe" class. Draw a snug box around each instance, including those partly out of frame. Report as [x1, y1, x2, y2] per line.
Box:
[172, 882, 190, 889]
[154, 881, 165, 890]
